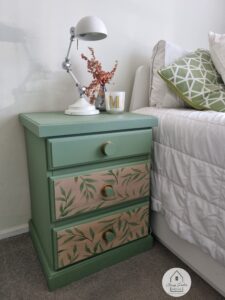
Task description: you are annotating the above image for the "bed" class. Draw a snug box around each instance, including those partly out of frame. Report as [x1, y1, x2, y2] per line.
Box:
[130, 65, 225, 297]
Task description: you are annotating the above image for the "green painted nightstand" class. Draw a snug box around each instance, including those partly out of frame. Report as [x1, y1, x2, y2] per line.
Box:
[19, 112, 158, 290]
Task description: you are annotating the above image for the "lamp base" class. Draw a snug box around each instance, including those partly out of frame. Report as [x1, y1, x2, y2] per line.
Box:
[65, 97, 99, 116]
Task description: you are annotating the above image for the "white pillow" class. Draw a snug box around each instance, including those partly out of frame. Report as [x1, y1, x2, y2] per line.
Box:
[208, 31, 225, 84]
[149, 40, 188, 107]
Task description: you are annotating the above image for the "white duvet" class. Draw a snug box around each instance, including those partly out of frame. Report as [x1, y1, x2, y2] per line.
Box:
[135, 107, 225, 266]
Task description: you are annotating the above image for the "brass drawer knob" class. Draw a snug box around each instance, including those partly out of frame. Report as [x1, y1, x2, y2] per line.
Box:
[103, 229, 115, 243]
[101, 185, 115, 197]
[101, 141, 116, 156]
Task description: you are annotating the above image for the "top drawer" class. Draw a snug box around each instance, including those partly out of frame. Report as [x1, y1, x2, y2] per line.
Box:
[47, 129, 152, 169]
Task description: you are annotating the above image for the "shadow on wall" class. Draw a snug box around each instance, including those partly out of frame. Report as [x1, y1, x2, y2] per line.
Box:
[0, 23, 61, 230]
[0, 22, 64, 112]
[0, 22, 26, 43]
[0, 22, 32, 110]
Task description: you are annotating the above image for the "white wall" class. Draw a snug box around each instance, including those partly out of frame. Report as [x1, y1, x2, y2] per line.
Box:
[0, 0, 224, 236]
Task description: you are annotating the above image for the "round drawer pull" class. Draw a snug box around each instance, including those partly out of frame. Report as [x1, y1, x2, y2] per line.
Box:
[101, 185, 115, 197]
[103, 229, 115, 243]
[101, 141, 116, 156]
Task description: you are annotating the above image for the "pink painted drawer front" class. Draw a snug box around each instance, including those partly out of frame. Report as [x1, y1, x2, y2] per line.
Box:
[56, 204, 149, 269]
[52, 162, 150, 220]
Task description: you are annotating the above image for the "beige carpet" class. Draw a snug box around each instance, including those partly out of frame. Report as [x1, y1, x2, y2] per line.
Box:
[0, 233, 223, 300]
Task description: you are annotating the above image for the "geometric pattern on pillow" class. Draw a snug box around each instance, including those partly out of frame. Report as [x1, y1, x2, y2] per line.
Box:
[158, 49, 225, 112]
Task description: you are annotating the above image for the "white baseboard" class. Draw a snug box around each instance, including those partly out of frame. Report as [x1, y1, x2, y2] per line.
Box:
[0, 224, 29, 240]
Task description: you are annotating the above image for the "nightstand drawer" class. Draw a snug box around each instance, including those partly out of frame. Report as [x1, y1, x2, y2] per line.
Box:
[55, 203, 149, 269]
[51, 161, 150, 220]
[47, 129, 151, 169]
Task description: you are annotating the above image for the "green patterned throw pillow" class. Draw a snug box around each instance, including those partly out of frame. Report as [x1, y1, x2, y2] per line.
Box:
[158, 49, 225, 112]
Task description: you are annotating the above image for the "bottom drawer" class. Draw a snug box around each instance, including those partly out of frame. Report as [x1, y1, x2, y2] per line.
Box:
[55, 203, 149, 269]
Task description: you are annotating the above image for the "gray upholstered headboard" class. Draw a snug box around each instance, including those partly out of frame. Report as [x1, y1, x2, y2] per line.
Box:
[129, 65, 150, 111]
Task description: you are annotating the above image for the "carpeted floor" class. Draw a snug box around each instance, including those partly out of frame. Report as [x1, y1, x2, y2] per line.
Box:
[0, 233, 224, 300]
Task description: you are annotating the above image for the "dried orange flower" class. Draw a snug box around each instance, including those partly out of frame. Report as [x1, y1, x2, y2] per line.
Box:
[81, 47, 118, 104]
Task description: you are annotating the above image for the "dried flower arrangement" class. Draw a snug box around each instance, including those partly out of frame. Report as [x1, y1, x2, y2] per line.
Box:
[81, 47, 118, 104]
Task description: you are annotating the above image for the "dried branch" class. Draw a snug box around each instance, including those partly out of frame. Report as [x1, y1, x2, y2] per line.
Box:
[81, 47, 118, 104]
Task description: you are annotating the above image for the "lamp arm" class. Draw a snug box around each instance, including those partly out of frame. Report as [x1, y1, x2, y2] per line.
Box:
[68, 69, 86, 96]
[62, 28, 85, 97]
[64, 26, 76, 62]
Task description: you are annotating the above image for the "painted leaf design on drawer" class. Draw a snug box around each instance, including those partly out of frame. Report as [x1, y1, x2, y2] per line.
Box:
[78, 176, 97, 201]
[54, 162, 150, 219]
[56, 204, 149, 269]
[57, 187, 75, 217]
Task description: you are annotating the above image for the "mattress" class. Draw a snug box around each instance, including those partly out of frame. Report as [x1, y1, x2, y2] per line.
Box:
[134, 107, 225, 266]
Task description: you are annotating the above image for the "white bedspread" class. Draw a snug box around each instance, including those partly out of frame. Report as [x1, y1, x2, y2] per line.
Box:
[135, 107, 225, 266]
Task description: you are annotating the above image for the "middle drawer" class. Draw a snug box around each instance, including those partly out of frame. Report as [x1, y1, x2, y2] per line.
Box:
[50, 161, 150, 221]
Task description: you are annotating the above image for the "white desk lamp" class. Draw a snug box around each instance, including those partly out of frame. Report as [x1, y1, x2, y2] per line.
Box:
[62, 16, 107, 115]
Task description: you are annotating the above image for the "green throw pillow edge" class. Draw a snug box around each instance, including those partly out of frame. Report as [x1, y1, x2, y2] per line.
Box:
[158, 70, 205, 111]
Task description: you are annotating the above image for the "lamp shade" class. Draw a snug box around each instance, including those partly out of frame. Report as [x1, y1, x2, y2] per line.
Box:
[75, 16, 107, 41]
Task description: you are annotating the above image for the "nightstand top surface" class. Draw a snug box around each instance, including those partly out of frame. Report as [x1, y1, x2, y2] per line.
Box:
[19, 112, 158, 137]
